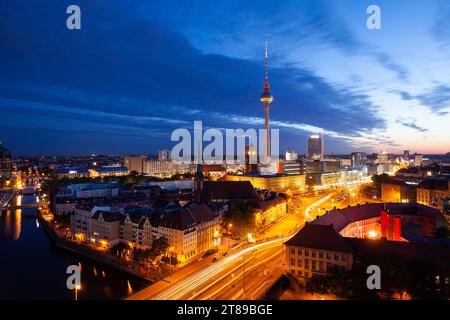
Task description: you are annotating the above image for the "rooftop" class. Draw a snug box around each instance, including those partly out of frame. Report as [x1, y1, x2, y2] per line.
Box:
[417, 178, 449, 191]
[284, 223, 354, 253]
[313, 203, 445, 233]
[201, 181, 259, 200]
[94, 166, 129, 173]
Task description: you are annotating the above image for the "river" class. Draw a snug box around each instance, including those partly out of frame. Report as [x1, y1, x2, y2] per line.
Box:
[0, 192, 148, 300]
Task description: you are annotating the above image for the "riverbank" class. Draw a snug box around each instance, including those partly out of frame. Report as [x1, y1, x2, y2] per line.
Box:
[0, 189, 16, 214]
[38, 213, 161, 284]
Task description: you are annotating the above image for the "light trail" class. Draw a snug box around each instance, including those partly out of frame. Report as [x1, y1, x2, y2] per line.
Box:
[152, 237, 290, 300]
[304, 193, 333, 221]
[196, 248, 281, 300]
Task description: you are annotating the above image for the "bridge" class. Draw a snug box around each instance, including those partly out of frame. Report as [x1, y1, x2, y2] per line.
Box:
[1, 202, 49, 211]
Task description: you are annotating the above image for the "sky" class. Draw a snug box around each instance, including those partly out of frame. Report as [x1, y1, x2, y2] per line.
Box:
[0, 0, 449, 156]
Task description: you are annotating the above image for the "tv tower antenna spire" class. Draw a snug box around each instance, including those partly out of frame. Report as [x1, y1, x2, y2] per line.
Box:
[260, 41, 273, 160]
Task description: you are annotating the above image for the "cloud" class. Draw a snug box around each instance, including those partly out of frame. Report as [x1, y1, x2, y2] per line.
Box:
[396, 117, 428, 133]
[0, 0, 388, 154]
[416, 84, 450, 114]
[431, 0, 450, 46]
[395, 85, 450, 115]
[371, 52, 409, 81]
[395, 90, 414, 101]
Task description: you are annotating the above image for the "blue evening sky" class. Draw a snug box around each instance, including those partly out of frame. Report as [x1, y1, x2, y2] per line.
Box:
[0, 0, 449, 155]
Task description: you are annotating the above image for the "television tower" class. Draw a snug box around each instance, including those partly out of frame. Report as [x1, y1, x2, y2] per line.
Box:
[260, 41, 273, 161]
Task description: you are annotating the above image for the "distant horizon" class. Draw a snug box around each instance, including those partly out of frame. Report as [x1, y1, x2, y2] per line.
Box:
[8, 150, 450, 158]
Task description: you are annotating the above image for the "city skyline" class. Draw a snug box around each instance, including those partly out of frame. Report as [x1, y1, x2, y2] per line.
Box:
[1, 1, 450, 156]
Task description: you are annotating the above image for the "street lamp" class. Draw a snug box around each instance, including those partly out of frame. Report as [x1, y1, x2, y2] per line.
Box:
[74, 284, 81, 301]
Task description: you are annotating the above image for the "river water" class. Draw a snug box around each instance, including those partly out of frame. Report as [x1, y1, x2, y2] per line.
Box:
[0, 192, 148, 300]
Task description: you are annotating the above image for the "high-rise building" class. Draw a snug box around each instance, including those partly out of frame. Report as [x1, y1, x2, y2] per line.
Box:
[414, 154, 423, 167]
[158, 149, 172, 162]
[351, 152, 367, 168]
[403, 150, 410, 161]
[307, 134, 324, 161]
[123, 155, 148, 174]
[377, 151, 389, 164]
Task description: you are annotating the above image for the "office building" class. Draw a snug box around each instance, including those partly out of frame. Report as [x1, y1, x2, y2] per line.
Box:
[381, 178, 417, 203]
[158, 149, 172, 162]
[145, 160, 176, 178]
[225, 174, 305, 192]
[285, 149, 298, 161]
[403, 150, 410, 161]
[414, 154, 424, 167]
[377, 151, 389, 164]
[308, 134, 324, 161]
[351, 152, 367, 168]
[283, 161, 302, 175]
[89, 166, 129, 178]
[56, 167, 90, 179]
[66, 183, 120, 198]
[285, 205, 450, 288]
[417, 178, 450, 214]
[123, 155, 148, 174]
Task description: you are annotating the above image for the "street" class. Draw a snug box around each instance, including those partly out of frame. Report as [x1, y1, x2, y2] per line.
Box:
[127, 182, 375, 300]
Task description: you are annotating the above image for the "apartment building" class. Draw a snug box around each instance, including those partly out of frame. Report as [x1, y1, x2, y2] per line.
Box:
[121, 211, 152, 248]
[90, 211, 122, 247]
[70, 202, 223, 261]
[151, 204, 222, 263]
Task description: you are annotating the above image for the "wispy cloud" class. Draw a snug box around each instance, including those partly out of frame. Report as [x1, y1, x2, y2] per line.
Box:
[396, 84, 450, 115]
[396, 117, 428, 133]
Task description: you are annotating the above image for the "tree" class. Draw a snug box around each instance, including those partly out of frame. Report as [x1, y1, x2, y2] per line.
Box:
[305, 266, 353, 298]
[372, 173, 390, 196]
[224, 200, 256, 237]
[111, 242, 131, 257]
[132, 248, 152, 263]
[150, 237, 169, 260]
[305, 275, 329, 295]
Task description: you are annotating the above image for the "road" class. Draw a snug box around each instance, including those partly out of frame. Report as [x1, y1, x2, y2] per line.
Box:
[127, 191, 336, 300]
[127, 237, 288, 300]
[127, 182, 376, 300]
